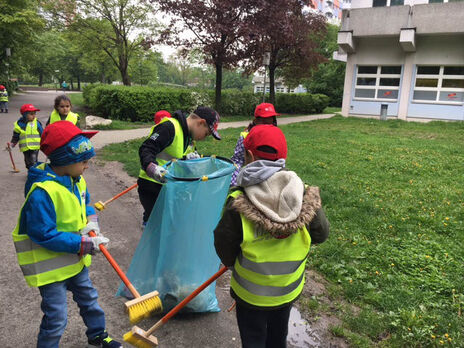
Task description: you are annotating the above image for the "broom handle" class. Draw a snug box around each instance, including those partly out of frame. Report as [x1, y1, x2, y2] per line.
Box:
[146, 266, 228, 336]
[6, 142, 18, 171]
[89, 230, 141, 298]
[103, 183, 138, 205]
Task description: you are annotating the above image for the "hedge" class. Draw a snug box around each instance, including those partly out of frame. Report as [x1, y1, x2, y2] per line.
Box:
[83, 84, 329, 121]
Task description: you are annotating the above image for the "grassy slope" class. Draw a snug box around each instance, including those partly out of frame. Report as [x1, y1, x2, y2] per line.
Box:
[100, 116, 463, 346]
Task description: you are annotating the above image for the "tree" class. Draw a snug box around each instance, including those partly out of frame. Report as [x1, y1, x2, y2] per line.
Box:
[304, 24, 345, 106]
[42, 0, 157, 85]
[0, 0, 44, 82]
[158, 0, 256, 111]
[246, 0, 326, 103]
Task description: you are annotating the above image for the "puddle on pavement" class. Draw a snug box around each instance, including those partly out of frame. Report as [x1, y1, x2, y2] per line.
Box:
[287, 307, 321, 347]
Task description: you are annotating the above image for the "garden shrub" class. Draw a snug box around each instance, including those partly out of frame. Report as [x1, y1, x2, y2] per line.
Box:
[83, 85, 329, 121]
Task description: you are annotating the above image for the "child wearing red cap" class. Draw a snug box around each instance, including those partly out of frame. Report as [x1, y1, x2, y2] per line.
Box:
[10, 104, 44, 169]
[0, 84, 8, 113]
[214, 124, 329, 348]
[11, 121, 122, 348]
[230, 103, 279, 186]
[154, 110, 171, 124]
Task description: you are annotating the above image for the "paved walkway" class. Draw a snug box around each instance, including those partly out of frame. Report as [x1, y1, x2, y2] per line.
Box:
[91, 113, 334, 149]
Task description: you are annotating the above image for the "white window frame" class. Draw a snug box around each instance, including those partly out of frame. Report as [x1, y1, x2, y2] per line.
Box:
[354, 65, 401, 102]
[412, 65, 464, 105]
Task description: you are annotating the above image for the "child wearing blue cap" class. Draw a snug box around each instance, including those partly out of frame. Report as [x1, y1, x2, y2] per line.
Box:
[11, 121, 122, 348]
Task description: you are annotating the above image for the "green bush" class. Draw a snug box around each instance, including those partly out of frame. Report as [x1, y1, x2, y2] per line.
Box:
[83, 85, 329, 121]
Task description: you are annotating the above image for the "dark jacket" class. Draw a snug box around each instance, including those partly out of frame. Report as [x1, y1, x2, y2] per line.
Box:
[11, 115, 44, 145]
[138, 110, 193, 171]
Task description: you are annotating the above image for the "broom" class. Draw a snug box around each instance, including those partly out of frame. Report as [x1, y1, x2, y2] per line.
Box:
[124, 266, 228, 348]
[5, 142, 20, 173]
[94, 183, 138, 211]
[89, 231, 162, 323]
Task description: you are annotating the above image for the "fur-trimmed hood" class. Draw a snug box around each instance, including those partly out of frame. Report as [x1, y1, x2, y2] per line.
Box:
[232, 170, 321, 238]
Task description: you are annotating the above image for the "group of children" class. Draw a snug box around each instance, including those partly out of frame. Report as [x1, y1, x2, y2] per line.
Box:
[136, 102, 329, 347]
[11, 95, 328, 347]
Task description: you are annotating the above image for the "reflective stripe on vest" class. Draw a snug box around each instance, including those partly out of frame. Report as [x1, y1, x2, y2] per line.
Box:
[139, 117, 195, 184]
[228, 190, 311, 307]
[49, 109, 79, 125]
[12, 168, 91, 287]
[14, 119, 40, 152]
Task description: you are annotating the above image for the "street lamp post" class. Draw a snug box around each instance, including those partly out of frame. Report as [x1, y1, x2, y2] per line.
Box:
[262, 52, 270, 103]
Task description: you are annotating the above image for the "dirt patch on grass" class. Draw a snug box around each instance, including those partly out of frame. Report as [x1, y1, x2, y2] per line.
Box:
[293, 270, 352, 347]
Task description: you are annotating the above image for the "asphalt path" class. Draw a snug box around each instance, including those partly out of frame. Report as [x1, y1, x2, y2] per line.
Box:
[0, 90, 337, 348]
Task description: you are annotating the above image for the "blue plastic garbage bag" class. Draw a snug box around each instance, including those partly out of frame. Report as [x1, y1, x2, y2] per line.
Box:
[117, 156, 235, 313]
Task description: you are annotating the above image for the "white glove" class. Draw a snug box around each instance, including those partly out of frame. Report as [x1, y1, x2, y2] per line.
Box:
[80, 235, 109, 255]
[91, 236, 109, 251]
[146, 162, 167, 183]
[185, 151, 201, 160]
[80, 214, 100, 236]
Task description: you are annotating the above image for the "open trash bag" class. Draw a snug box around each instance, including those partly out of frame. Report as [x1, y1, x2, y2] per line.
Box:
[117, 156, 235, 312]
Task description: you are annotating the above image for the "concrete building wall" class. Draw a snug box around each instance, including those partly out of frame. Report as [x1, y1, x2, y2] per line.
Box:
[346, 2, 464, 37]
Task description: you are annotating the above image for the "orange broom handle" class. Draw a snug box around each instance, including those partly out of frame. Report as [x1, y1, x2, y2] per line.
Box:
[103, 183, 138, 205]
[6, 142, 18, 171]
[89, 230, 141, 298]
[146, 266, 228, 336]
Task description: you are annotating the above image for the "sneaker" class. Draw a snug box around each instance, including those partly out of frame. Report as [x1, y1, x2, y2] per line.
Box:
[88, 331, 122, 348]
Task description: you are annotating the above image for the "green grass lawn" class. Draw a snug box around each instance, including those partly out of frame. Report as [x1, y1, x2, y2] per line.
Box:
[100, 116, 464, 346]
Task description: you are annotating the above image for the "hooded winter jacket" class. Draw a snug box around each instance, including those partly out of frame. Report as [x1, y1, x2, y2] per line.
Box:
[214, 160, 329, 309]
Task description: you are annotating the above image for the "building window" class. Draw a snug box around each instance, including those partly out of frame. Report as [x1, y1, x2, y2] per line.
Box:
[256, 86, 264, 92]
[276, 87, 285, 93]
[373, 0, 387, 6]
[354, 65, 402, 101]
[413, 66, 464, 104]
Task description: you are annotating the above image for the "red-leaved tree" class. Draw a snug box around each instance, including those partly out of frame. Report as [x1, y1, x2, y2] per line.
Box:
[157, 0, 256, 112]
[246, 0, 327, 104]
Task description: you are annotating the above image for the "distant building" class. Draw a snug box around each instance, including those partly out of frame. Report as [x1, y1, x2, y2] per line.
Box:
[336, 0, 464, 121]
[308, 0, 344, 24]
[252, 75, 307, 94]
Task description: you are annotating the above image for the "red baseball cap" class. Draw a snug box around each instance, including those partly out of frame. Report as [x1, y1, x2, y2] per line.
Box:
[41, 121, 98, 156]
[0, 85, 5, 90]
[20, 104, 40, 114]
[244, 125, 287, 161]
[154, 110, 171, 124]
[254, 103, 280, 118]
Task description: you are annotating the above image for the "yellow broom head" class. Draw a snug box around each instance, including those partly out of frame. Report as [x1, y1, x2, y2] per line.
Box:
[94, 201, 105, 211]
[125, 291, 163, 324]
[123, 327, 158, 348]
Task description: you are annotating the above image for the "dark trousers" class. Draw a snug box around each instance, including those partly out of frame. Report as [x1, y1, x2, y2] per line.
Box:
[137, 177, 163, 223]
[236, 302, 292, 348]
[24, 150, 39, 169]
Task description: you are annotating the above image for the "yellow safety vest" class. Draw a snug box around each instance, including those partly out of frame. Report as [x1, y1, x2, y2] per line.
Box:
[228, 190, 311, 307]
[240, 131, 249, 139]
[12, 165, 91, 287]
[49, 109, 79, 125]
[14, 118, 41, 152]
[139, 117, 195, 184]
[0, 90, 8, 102]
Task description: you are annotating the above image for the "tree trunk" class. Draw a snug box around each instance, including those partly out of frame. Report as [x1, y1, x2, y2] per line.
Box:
[120, 53, 131, 86]
[38, 71, 43, 86]
[70, 79, 74, 91]
[77, 74, 81, 91]
[215, 62, 223, 112]
[269, 65, 276, 104]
